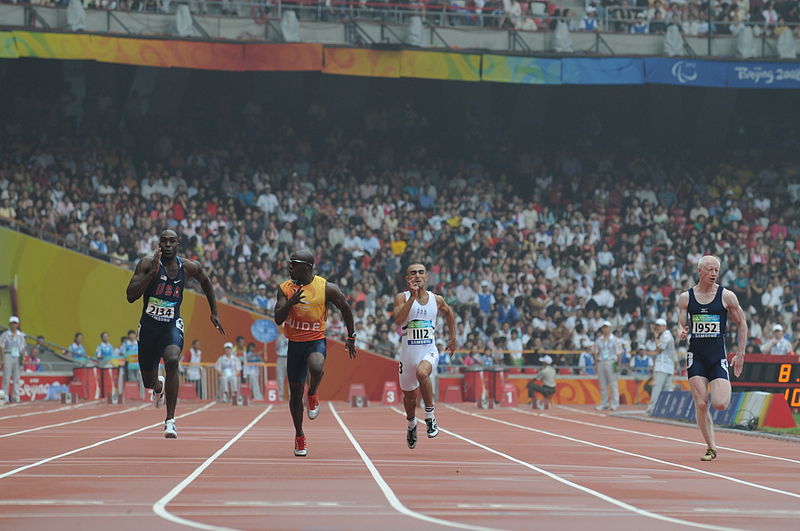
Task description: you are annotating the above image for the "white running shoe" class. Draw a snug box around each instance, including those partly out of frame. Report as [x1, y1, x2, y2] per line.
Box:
[153, 375, 165, 409]
[307, 394, 320, 420]
[164, 418, 177, 439]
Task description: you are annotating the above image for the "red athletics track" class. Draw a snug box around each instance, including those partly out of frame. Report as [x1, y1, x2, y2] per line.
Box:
[0, 400, 798, 531]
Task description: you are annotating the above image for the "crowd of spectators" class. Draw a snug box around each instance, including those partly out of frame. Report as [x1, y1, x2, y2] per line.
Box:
[2, 80, 800, 374]
[584, 0, 800, 37]
[6, 0, 799, 37]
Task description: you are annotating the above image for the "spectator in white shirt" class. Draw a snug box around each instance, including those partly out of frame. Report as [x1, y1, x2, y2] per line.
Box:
[592, 281, 615, 309]
[257, 186, 279, 214]
[647, 318, 675, 415]
[507, 329, 524, 365]
[215, 343, 242, 402]
[761, 324, 793, 355]
[592, 320, 624, 411]
[1, 316, 26, 403]
[455, 278, 476, 308]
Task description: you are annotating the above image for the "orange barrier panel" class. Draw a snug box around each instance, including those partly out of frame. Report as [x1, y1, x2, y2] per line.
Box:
[11, 31, 322, 71]
[508, 377, 691, 406]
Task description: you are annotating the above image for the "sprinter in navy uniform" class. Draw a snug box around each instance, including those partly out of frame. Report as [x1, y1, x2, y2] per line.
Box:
[677, 255, 747, 462]
[126, 229, 224, 438]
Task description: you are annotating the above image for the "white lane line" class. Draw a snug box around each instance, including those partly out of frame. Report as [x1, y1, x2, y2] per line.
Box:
[0, 401, 98, 421]
[152, 405, 273, 531]
[331, 402, 505, 531]
[0, 405, 149, 438]
[515, 406, 800, 465]
[446, 405, 800, 500]
[402, 407, 741, 531]
[0, 402, 216, 480]
[0, 500, 106, 505]
[556, 405, 611, 417]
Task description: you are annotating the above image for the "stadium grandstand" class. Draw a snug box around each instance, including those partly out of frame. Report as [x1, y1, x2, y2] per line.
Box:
[0, 2, 799, 530]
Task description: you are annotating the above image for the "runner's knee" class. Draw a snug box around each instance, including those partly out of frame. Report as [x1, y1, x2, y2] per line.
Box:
[163, 348, 181, 370]
[711, 397, 729, 410]
[695, 396, 708, 410]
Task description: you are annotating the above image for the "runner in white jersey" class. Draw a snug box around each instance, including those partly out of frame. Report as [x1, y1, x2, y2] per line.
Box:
[393, 263, 456, 449]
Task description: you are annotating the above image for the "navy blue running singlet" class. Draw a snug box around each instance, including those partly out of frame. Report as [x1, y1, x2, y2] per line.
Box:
[686, 285, 729, 381]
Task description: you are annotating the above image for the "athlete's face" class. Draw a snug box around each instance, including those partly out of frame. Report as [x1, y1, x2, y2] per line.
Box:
[697, 262, 719, 285]
[406, 265, 427, 289]
[159, 233, 179, 259]
[288, 258, 313, 283]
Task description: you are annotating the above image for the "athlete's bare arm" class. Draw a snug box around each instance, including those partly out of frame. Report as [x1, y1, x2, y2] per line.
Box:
[126, 249, 161, 303]
[435, 295, 457, 355]
[677, 291, 690, 341]
[393, 292, 418, 325]
[326, 282, 357, 358]
[723, 288, 748, 377]
[183, 259, 225, 334]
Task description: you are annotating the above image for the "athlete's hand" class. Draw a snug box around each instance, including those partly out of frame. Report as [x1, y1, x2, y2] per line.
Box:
[408, 279, 422, 299]
[731, 352, 745, 378]
[679, 325, 689, 341]
[345, 338, 357, 359]
[210, 314, 225, 335]
[287, 288, 305, 307]
[150, 248, 162, 274]
[447, 338, 456, 355]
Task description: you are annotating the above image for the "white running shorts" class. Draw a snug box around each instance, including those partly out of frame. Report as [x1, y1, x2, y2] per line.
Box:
[398, 348, 440, 392]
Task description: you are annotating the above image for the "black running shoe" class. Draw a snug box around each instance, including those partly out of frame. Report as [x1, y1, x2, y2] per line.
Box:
[406, 425, 417, 449]
[425, 418, 439, 438]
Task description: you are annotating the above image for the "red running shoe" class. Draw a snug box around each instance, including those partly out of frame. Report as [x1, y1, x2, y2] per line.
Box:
[294, 435, 307, 457]
[307, 394, 320, 420]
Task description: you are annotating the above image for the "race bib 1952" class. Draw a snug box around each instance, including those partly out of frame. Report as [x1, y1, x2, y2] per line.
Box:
[691, 314, 720, 338]
[146, 297, 176, 322]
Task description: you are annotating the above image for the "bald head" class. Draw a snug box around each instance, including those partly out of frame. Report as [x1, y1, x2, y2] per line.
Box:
[291, 249, 315, 265]
[158, 229, 179, 258]
[288, 249, 315, 285]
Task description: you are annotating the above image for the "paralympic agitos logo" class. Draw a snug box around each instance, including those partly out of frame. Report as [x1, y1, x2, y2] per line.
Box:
[671, 61, 698, 84]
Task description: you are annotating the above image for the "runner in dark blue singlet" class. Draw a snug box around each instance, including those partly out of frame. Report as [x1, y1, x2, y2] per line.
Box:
[678, 255, 748, 462]
[126, 229, 225, 439]
[686, 285, 729, 382]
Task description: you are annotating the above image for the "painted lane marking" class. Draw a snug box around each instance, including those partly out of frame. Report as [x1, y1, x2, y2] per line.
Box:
[0, 402, 217, 480]
[0, 405, 149, 439]
[0, 401, 98, 421]
[513, 406, 800, 465]
[152, 405, 273, 531]
[407, 406, 744, 531]
[332, 402, 505, 531]
[448, 405, 800, 500]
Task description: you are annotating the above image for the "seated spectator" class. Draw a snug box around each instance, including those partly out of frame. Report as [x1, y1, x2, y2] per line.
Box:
[761, 324, 793, 355]
[580, 6, 599, 31]
[64, 332, 88, 362]
[253, 283, 271, 311]
[526, 355, 557, 409]
[95, 331, 115, 364]
[630, 347, 653, 377]
[109, 337, 127, 368]
[577, 338, 595, 375]
[631, 12, 649, 33]
[23, 351, 43, 372]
